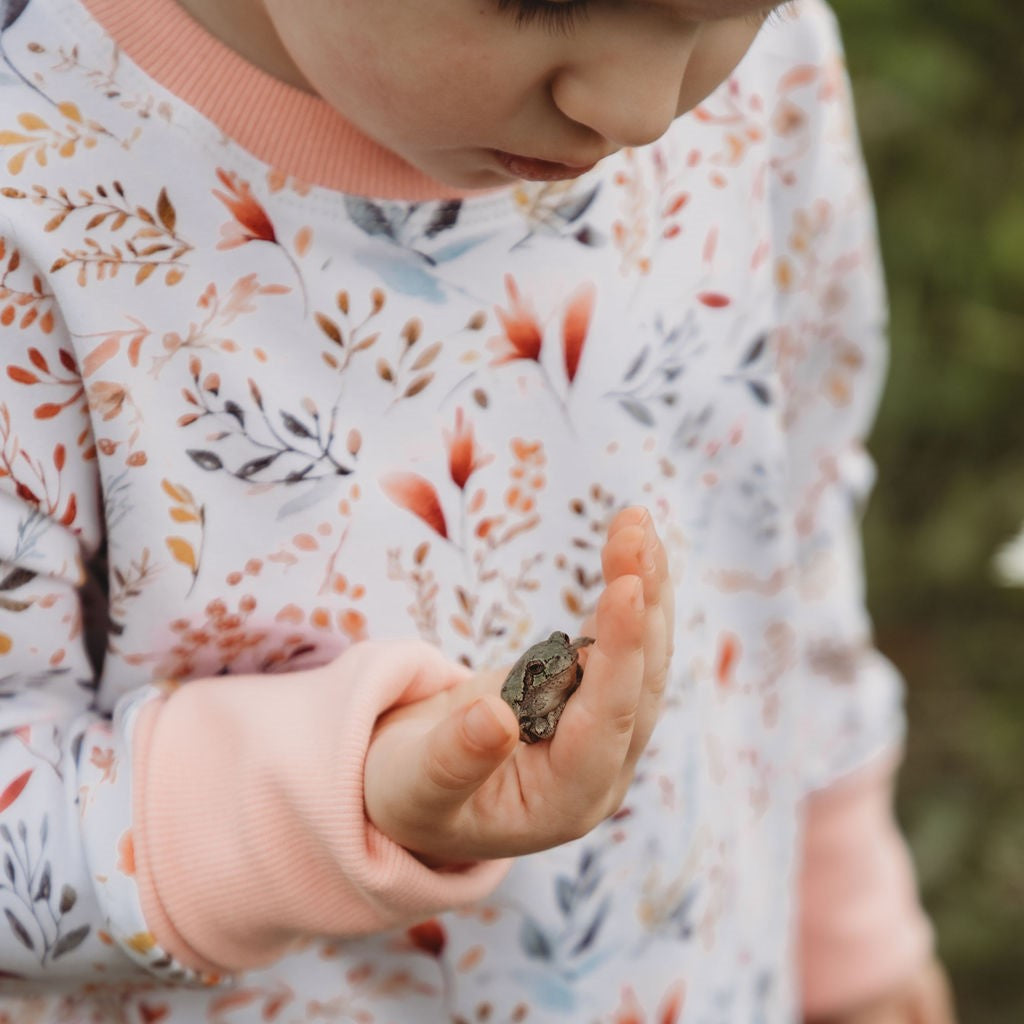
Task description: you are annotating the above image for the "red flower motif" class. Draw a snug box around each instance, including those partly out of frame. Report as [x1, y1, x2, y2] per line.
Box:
[214, 168, 277, 250]
[489, 274, 543, 364]
[407, 918, 446, 957]
[444, 407, 493, 490]
[611, 982, 685, 1024]
[381, 473, 448, 538]
[562, 281, 596, 383]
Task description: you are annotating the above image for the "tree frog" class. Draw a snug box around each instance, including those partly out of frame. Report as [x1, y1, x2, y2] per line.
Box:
[500, 631, 595, 744]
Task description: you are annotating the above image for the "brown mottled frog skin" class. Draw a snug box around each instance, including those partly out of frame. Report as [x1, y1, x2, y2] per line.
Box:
[500, 631, 595, 743]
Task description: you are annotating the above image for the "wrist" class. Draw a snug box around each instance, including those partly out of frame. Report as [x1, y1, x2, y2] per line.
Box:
[133, 643, 509, 973]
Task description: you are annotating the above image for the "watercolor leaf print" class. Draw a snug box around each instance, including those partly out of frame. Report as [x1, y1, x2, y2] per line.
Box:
[381, 473, 448, 539]
[342, 196, 495, 301]
[375, 316, 442, 404]
[607, 311, 705, 429]
[214, 168, 306, 312]
[0, 564, 35, 619]
[734, 332, 772, 405]
[0, 102, 103, 175]
[558, 484, 619, 618]
[563, 281, 595, 384]
[511, 179, 603, 249]
[517, 845, 613, 968]
[610, 981, 686, 1024]
[444, 407, 494, 491]
[150, 274, 289, 378]
[1, 181, 191, 285]
[162, 480, 204, 595]
[485, 275, 596, 421]
[0, 405, 81, 529]
[155, 597, 321, 681]
[344, 197, 464, 251]
[609, 146, 695, 275]
[315, 286, 388, 377]
[0, 812, 90, 966]
[179, 357, 359, 485]
[76, 275, 288, 383]
[383, 406, 499, 548]
[386, 429, 549, 658]
[0, 770, 31, 814]
[1, 0, 30, 33]
[0, 237, 55, 332]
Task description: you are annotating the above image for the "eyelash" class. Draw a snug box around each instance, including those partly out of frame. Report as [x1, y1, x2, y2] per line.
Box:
[496, 0, 591, 35]
[497, 0, 794, 35]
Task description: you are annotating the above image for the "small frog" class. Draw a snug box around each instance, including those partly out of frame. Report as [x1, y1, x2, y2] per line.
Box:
[501, 631, 595, 744]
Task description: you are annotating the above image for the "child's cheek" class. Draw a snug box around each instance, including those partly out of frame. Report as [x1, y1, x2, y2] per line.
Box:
[677, 19, 763, 116]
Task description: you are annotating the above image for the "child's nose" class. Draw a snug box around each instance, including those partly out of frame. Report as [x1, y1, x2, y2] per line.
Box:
[551, 42, 694, 150]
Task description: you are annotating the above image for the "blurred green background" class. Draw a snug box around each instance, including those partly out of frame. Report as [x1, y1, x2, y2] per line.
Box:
[828, 0, 1024, 1020]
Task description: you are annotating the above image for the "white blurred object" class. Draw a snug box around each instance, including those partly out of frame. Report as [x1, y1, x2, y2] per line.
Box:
[993, 523, 1024, 586]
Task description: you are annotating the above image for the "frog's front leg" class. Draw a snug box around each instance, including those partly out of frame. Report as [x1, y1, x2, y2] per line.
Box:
[521, 709, 558, 744]
[521, 666, 582, 743]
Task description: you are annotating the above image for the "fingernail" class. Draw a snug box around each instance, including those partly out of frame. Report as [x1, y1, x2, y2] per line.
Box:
[465, 699, 507, 749]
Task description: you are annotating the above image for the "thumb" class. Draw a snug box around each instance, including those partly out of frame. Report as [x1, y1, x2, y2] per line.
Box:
[416, 694, 518, 810]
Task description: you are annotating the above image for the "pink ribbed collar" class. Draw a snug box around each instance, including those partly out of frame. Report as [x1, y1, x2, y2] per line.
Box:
[78, 0, 493, 201]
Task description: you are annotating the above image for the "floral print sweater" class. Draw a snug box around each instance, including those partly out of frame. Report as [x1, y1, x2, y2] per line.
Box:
[0, 0, 933, 1021]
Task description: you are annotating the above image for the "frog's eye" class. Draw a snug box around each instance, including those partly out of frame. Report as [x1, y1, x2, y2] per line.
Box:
[526, 660, 546, 677]
[555, 631, 570, 644]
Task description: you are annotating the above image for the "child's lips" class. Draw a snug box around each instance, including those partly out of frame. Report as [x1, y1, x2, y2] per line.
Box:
[492, 149, 599, 182]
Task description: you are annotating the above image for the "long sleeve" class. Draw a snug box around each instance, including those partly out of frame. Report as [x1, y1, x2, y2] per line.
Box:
[0, 236, 174, 982]
[0, 237, 509, 987]
[769, 7, 934, 1016]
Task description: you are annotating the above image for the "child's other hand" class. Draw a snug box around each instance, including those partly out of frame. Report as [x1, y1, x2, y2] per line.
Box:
[364, 506, 673, 865]
[807, 957, 957, 1024]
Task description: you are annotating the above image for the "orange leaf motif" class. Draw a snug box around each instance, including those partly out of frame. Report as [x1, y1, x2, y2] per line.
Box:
[82, 336, 120, 377]
[166, 536, 197, 572]
[562, 281, 596, 384]
[117, 830, 136, 875]
[7, 366, 38, 385]
[0, 770, 33, 814]
[716, 632, 741, 689]
[381, 473, 448, 539]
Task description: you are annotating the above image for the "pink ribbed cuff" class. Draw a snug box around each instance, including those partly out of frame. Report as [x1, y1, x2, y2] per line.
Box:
[132, 641, 510, 973]
[799, 753, 934, 1019]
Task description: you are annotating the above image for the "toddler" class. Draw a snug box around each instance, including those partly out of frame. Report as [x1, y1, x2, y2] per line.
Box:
[0, 0, 956, 1021]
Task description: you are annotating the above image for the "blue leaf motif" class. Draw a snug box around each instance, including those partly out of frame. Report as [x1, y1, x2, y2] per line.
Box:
[1, 0, 30, 33]
[519, 917, 554, 961]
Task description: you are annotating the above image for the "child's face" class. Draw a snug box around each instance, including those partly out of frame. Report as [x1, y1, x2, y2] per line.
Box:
[259, 0, 786, 188]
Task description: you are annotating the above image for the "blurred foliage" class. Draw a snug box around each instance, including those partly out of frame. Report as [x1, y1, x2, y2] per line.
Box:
[828, 1, 1024, 1020]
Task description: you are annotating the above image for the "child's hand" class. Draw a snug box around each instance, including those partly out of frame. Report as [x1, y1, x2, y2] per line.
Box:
[364, 506, 673, 865]
[807, 957, 957, 1024]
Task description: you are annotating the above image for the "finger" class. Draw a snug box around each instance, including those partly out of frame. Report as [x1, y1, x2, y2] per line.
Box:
[574, 508, 651, 659]
[627, 518, 674, 765]
[607, 504, 650, 539]
[412, 693, 519, 814]
[549, 574, 645, 806]
[600, 517, 673, 769]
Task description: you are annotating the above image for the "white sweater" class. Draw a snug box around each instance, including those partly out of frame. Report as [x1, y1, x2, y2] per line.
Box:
[0, 0, 931, 1019]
